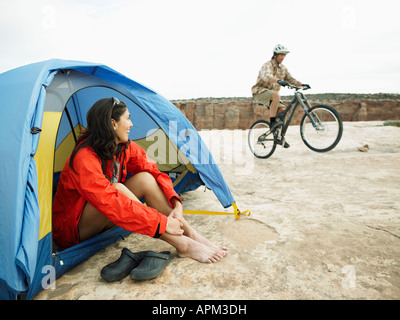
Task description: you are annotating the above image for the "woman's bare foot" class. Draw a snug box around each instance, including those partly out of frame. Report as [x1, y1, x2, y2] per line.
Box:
[176, 236, 226, 263]
[161, 234, 227, 263]
[183, 223, 229, 256]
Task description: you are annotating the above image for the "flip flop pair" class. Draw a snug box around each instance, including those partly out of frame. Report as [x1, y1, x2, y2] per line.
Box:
[101, 248, 172, 282]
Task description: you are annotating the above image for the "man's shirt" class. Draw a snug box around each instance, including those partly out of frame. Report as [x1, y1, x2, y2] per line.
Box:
[252, 59, 300, 95]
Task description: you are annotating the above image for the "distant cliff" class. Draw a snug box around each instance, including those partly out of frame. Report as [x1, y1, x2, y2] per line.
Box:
[172, 93, 400, 130]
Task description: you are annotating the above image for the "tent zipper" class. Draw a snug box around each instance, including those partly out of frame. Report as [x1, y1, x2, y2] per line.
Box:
[52, 252, 64, 266]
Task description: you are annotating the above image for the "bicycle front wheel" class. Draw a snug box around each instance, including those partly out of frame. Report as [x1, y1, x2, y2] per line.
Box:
[300, 104, 343, 152]
[248, 120, 277, 158]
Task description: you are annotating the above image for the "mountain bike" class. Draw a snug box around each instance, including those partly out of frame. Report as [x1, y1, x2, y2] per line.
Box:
[248, 81, 343, 158]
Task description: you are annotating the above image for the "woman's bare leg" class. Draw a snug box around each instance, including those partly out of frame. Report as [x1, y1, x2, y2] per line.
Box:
[77, 176, 147, 243]
[122, 172, 228, 262]
[77, 202, 115, 242]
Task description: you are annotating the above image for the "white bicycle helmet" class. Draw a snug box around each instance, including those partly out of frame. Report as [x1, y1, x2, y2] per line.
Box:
[273, 44, 290, 55]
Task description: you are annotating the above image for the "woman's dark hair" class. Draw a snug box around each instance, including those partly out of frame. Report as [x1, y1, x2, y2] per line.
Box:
[69, 97, 128, 179]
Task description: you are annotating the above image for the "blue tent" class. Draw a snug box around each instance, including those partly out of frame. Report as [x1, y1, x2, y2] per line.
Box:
[0, 59, 235, 300]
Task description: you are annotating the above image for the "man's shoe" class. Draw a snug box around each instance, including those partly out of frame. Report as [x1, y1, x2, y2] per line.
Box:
[283, 141, 290, 148]
[276, 139, 290, 148]
[269, 120, 282, 132]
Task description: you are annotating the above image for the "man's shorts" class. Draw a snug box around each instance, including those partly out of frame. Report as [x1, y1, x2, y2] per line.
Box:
[253, 90, 286, 110]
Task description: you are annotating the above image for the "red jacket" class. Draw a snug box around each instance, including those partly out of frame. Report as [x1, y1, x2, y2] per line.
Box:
[52, 141, 179, 250]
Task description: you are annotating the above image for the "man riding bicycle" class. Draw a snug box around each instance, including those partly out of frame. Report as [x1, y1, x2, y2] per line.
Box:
[251, 44, 302, 147]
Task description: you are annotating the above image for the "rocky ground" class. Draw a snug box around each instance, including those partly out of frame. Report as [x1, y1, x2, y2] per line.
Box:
[34, 121, 400, 300]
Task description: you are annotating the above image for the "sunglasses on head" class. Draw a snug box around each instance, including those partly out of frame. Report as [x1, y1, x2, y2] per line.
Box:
[111, 97, 121, 108]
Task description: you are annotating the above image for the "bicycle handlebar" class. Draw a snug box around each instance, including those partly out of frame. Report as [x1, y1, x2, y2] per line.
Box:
[278, 80, 311, 90]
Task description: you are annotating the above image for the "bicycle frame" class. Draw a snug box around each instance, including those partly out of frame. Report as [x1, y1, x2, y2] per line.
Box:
[279, 90, 315, 137]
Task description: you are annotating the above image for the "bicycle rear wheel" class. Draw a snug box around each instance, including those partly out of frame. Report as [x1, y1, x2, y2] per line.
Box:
[248, 120, 277, 158]
[300, 104, 343, 152]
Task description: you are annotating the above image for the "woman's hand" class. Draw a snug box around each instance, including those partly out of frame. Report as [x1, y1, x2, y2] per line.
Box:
[164, 197, 184, 236]
[165, 215, 184, 236]
[169, 197, 183, 222]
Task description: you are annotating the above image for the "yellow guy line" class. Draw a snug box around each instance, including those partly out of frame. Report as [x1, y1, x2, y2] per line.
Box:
[183, 202, 251, 220]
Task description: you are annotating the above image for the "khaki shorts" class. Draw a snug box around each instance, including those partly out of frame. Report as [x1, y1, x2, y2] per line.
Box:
[253, 90, 286, 110]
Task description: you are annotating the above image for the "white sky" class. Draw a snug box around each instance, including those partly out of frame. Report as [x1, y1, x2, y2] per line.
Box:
[1, 0, 399, 100]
